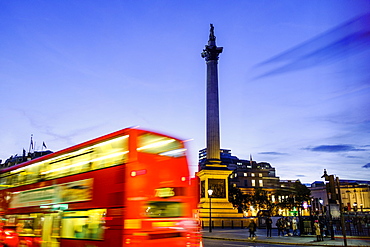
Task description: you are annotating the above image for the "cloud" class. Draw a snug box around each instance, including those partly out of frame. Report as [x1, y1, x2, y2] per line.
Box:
[362, 163, 370, 168]
[296, 174, 306, 177]
[258, 152, 288, 155]
[305, 144, 366, 152]
[346, 155, 361, 159]
[254, 13, 370, 79]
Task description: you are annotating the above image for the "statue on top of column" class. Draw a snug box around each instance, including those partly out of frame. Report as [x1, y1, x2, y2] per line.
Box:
[209, 24, 215, 41]
[201, 24, 223, 61]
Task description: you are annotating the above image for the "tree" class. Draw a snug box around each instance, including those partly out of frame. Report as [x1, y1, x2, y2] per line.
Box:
[229, 187, 272, 214]
[229, 186, 244, 209]
[229, 181, 311, 216]
[228, 186, 253, 212]
[293, 180, 311, 205]
[274, 180, 311, 215]
[252, 188, 271, 211]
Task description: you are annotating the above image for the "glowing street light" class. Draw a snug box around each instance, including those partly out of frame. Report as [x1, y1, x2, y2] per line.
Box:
[208, 189, 213, 232]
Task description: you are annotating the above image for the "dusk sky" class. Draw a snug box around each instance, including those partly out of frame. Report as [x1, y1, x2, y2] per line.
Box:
[1, 1, 369, 184]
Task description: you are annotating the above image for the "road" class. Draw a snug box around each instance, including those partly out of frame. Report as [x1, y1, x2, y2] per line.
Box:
[203, 239, 302, 247]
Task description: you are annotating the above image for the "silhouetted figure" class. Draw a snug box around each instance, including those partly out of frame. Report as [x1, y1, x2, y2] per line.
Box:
[266, 217, 272, 238]
[276, 217, 284, 236]
[248, 220, 257, 240]
[314, 220, 321, 242]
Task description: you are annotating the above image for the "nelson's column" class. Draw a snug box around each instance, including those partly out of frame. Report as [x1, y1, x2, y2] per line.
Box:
[197, 24, 243, 227]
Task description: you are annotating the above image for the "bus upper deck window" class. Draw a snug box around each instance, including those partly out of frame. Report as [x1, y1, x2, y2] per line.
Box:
[137, 133, 185, 157]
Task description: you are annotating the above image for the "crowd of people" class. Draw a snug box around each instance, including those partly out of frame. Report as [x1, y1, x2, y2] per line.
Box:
[247, 216, 300, 240]
[244, 215, 369, 241]
[247, 216, 329, 241]
[275, 216, 299, 237]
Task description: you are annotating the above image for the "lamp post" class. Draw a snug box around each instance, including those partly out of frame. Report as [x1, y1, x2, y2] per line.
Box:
[208, 189, 213, 232]
[319, 198, 324, 216]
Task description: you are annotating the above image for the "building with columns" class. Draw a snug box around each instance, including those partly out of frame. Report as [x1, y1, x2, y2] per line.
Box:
[199, 148, 310, 217]
[310, 180, 370, 214]
[199, 149, 280, 192]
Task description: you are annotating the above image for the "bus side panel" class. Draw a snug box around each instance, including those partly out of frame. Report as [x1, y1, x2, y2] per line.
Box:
[54, 165, 126, 211]
[58, 229, 123, 247]
[59, 239, 105, 247]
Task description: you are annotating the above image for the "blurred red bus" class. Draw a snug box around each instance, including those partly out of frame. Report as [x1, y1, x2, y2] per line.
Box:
[0, 128, 201, 247]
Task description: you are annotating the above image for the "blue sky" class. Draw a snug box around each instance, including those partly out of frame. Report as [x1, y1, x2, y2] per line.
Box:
[1, 0, 369, 184]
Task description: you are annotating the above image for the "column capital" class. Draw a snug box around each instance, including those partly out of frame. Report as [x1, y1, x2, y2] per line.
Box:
[201, 24, 223, 61]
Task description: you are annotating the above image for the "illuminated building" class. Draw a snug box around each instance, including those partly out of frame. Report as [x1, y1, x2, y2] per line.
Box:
[199, 148, 311, 217]
[199, 148, 280, 190]
[310, 180, 370, 213]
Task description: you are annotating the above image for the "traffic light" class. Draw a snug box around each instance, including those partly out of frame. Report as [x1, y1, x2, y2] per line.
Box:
[325, 175, 338, 201]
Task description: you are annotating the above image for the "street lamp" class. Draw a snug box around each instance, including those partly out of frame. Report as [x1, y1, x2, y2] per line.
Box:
[208, 189, 213, 232]
[319, 198, 324, 216]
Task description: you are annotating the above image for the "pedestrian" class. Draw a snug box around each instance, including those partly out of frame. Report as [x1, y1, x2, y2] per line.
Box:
[284, 217, 291, 236]
[319, 218, 325, 241]
[248, 219, 257, 240]
[314, 220, 321, 242]
[276, 217, 284, 237]
[292, 217, 298, 236]
[266, 216, 272, 238]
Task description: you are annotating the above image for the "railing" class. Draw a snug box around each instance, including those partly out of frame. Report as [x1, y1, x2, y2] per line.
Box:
[301, 215, 370, 237]
[201, 220, 250, 229]
[332, 217, 370, 236]
[201, 216, 370, 237]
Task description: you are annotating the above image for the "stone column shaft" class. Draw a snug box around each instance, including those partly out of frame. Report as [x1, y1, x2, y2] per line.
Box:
[201, 24, 223, 166]
[206, 59, 221, 162]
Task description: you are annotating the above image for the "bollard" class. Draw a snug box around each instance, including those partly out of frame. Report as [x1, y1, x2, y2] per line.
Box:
[231, 220, 234, 229]
[222, 220, 224, 229]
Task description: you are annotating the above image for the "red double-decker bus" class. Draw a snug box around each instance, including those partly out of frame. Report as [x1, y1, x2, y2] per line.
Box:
[0, 128, 201, 247]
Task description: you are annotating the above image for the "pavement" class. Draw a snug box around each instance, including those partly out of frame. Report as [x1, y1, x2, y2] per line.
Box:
[202, 228, 370, 246]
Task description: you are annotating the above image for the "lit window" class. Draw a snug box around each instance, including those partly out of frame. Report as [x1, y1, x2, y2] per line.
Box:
[244, 173, 247, 177]
[259, 173, 262, 177]
[259, 180, 263, 187]
[137, 133, 184, 157]
[237, 162, 242, 166]
[62, 209, 106, 240]
[251, 173, 255, 177]
[145, 201, 184, 218]
[251, 180, 255, 187]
